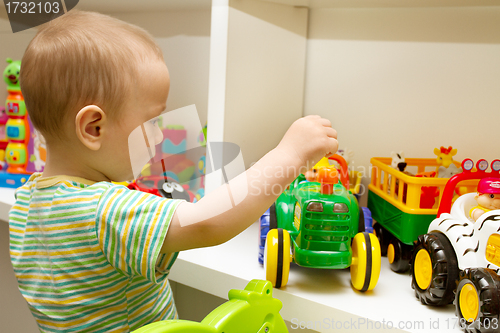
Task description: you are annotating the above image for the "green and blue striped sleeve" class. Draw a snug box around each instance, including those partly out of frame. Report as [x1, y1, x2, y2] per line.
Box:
[96, 185, 183, 283]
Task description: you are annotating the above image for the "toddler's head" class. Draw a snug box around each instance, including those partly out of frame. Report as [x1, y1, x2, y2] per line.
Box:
[20, 10, 169, 181]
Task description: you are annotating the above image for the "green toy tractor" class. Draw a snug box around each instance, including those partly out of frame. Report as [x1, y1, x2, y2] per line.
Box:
[133, 280, 287, 333]
[263, 155, 381, 291]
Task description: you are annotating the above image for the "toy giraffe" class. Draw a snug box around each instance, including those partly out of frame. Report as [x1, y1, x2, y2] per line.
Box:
[434, 146, 462, 178]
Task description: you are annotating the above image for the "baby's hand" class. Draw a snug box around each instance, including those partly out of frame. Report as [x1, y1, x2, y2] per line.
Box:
[277, 115, 338, 169]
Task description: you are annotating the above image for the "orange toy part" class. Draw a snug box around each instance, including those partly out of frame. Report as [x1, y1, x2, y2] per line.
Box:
[328, 154, 350, 190]
[318, 167, 339, 195]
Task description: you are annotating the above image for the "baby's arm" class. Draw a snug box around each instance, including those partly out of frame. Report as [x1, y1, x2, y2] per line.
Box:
[161, 115, 338, 253]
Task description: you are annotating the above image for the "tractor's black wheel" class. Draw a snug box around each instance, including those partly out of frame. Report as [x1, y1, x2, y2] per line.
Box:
[269, 202, 278, 230]
[387, 237, 412, 273]
[455, 268, 500, 333]
[358, 206, 365, 233]
[411, 232, 459, 306]
[373, 223, 391, 257]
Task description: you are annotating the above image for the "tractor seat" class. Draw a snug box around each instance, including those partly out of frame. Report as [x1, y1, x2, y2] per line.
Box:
[450, 192, 477, 224]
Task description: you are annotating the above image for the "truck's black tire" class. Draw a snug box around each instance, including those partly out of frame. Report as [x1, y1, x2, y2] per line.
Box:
[455, 268, 500, 333]
[411, 232, 459, 306]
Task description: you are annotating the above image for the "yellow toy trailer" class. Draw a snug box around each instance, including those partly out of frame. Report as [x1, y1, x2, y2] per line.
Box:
[368, 157, 478, 273]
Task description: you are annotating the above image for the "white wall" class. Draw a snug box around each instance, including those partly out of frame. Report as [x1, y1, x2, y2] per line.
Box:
[222, 0, 308, 168]
[304, 6, 500, 201]
[0, 8, 211, 126]
[0, 10, 36, 104]
[111, 10, 211, 125]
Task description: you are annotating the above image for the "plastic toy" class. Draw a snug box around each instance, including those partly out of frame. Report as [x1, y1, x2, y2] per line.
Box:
[0, 58, 46, 187]
[132, 279, 288, 333]
[140, 122, 206, 202]
[416, 171, 439, 209]
[193, 123, 207, 202]
[469, 178, 500, 221]
[337, 148, 354, 166]
[127, 175, 195, 201]
[0, 106, 8, 169]
[391, 151, 407, 172]
[4, 58, 29, 174]
[410, 159, 500, 332]
[0, 58, 30, 187]
[261, 154, 381, 291]
[368, 156, 478, 273]
[303, 156, 330, 182]
[434, 146, 462, 178]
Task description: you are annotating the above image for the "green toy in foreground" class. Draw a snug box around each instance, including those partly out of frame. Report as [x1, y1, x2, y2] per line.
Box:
[133, 280, 287, 333]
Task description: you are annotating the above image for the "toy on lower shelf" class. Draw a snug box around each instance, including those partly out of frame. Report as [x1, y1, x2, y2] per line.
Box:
[132, 279, 288, 333]
[368, 155, 479, 273]
[0, 106, 8, 170]
[0, 58, 46, 188]
[140, 122, 206, 203]
[127, 175, 195, 201]
[260, 154, 381, 292]
[410, 159, 500, 333]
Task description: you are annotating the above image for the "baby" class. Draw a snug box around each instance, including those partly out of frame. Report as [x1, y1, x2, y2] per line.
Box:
[9, 10, 337, 333]
[470, 178, 500, 221]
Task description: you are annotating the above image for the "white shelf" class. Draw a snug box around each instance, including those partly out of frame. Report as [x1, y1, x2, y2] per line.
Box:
[0, 189, 463, 333]
[0, 188, 15, 223]
[169, 222, 464, 333]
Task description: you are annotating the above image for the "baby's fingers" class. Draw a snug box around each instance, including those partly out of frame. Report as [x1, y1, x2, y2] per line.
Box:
[306, 114, 331, 128]
[318, 117, 332, 128]
[325, 127, 337, 139]
[325, 137, 339, 157]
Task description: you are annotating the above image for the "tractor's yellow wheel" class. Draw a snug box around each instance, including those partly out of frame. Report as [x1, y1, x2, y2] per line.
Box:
[458, 283, 479, 323]
[414, 248, 432, 290]
[264, 228, 291, 288]
[350, 232, 381, 291]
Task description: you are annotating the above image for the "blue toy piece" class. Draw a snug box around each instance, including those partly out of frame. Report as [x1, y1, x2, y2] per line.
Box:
[362, 206, 373, 234]
[258, 208, 270, 265]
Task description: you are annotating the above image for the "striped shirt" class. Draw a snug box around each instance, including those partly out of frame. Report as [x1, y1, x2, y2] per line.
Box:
[9, 173, 183, 332]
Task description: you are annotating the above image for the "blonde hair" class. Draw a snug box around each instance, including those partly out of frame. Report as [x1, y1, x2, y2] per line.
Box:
[20, 10, 164, 140]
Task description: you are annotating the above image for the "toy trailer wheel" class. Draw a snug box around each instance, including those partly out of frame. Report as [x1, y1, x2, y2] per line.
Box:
[387, 237, 412, 273]
[411, 232, 459, 306]
[350, 232, 381, 292]
[264, 228, 291, 288]
[455, 268, 500, 333]
[373, 223, 391, 257]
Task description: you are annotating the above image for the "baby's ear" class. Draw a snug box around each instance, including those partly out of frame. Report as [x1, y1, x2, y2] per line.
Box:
[75, 105, 106, 150]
